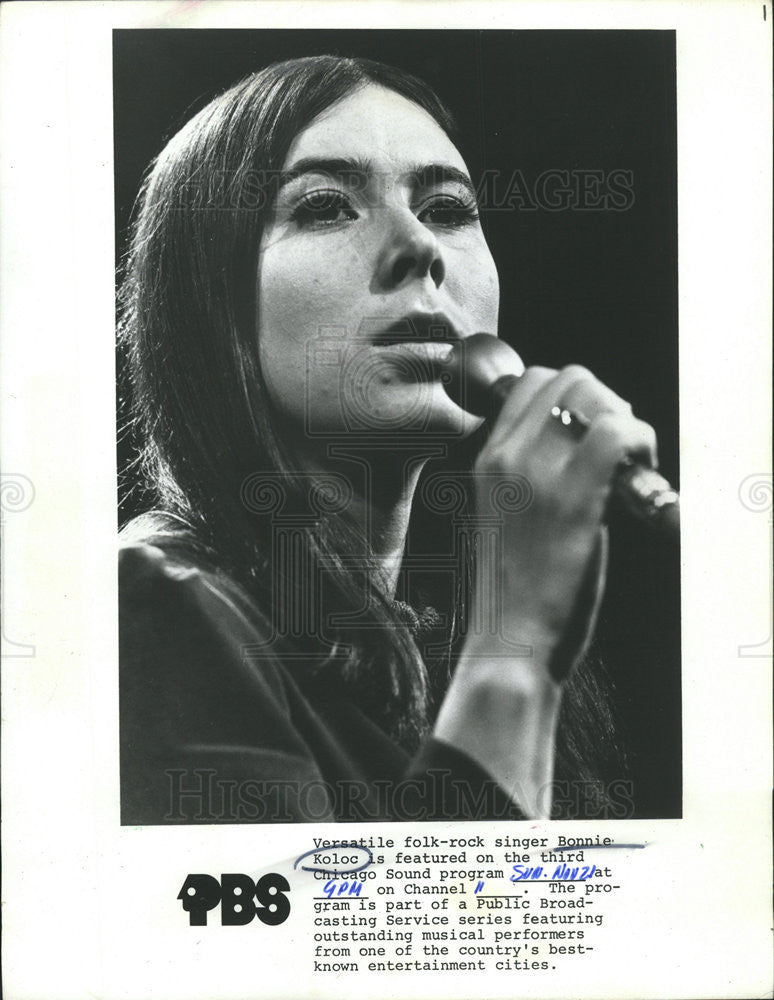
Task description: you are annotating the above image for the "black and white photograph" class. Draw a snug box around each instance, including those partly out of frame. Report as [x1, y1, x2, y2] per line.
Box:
[115, 29, 682, 826]
[1, 3, 770, 1000]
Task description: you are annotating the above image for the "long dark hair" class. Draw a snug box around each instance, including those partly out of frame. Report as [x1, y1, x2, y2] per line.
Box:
[118, 55, 624, 808]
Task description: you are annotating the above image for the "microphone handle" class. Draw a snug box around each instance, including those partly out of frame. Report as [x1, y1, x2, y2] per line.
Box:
[490, 375, 680, 537]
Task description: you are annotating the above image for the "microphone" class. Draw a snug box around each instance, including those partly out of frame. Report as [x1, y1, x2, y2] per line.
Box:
[441, 333, 680, 537]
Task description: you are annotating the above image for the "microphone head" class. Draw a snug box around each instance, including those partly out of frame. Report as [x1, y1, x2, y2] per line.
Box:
[441, 333, 525, 416]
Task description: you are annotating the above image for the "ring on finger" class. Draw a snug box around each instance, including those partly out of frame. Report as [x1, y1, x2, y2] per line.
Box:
[550, 404, 590, 442]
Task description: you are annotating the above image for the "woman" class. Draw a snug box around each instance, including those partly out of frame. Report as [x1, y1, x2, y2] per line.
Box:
[118, 55, 656, 824]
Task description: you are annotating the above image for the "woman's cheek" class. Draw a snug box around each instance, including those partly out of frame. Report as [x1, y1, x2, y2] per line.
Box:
[473, 249, 500, 329]
[255, 266, 354, 428]
[445, 239, 500, 332]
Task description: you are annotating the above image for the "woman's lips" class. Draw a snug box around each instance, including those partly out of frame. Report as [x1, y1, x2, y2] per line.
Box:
[373, 312, 461, 345]
[373, 339, 454, 357]
[371, 312, 458, 369]
[371, 340, 455, 379]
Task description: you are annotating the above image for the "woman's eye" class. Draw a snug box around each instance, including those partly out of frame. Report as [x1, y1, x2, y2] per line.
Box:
[291, 189, 358, 227]
[418, 196, 480, 228]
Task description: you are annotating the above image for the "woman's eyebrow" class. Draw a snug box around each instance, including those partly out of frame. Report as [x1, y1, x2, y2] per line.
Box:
[278, 156, 372, 190]
[409, 163, 477, 201]
[276, 157, 476, 200]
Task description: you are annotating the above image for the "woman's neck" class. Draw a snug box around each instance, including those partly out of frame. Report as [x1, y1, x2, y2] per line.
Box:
[356, 471, 421, 599]
[293, 444, 429, 599]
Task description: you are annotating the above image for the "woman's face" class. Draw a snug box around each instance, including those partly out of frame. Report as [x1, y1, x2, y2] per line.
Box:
[255, 83, 500, 442]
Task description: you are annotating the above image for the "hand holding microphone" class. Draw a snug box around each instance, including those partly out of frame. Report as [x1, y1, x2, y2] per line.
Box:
[433, 334, 678, 817]
[441, 333, 679, 537]
[432, 333, 678, 815]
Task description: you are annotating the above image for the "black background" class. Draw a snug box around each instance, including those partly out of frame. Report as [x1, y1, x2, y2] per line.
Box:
[114, 29, 681, 818]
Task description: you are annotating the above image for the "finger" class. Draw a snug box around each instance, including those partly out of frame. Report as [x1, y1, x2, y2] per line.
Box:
[486, 365, 556, 448]
[528, 367, 643, 469]
[565, 412, 659, 515]
[494, 365, 611, 447]
[559, 369, 632, 422]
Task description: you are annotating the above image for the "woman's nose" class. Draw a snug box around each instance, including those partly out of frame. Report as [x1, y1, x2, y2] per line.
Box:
[376, 210, 445, 290]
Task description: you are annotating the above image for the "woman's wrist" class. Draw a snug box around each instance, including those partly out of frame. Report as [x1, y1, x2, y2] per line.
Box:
[433, 644, 564, 819]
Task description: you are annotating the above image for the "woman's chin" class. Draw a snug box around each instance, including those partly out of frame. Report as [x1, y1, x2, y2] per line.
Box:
[339, 381, 482, 439]
[276, 379, 483, 443]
